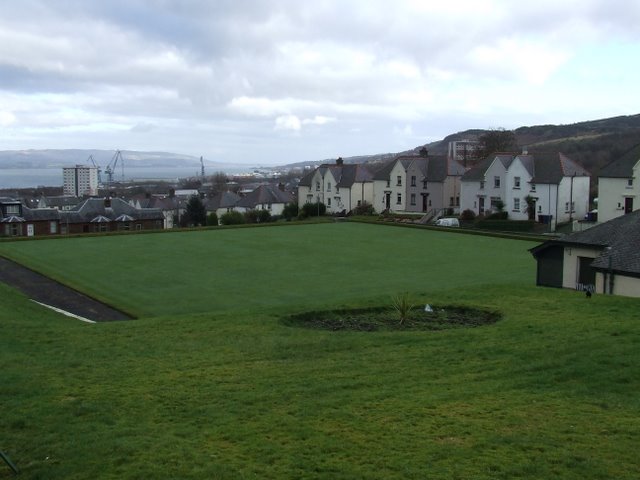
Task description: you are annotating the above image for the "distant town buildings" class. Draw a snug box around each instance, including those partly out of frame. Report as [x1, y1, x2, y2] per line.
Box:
[63, 165, 99, 196]
[448, 140, 480, 166]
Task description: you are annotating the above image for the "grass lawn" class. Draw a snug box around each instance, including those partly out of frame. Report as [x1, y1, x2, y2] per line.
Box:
[1, 223, 639, 479]
[0, 223, 535, 318]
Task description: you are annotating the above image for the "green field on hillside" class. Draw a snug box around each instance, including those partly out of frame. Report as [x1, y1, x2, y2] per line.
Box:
[0, 223, 536, 318]
[1, 224, 639, 479]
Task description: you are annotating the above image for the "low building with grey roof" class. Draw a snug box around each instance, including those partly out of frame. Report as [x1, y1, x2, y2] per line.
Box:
[531, 209, 640, 297]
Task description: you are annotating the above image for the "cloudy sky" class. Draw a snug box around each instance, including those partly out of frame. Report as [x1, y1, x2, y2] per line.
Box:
[1, 0, 639, 165]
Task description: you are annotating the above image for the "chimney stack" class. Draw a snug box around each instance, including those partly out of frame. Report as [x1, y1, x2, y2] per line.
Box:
[336, 157, 344, 165]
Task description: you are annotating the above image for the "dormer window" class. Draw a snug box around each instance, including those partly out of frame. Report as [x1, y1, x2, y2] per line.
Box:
[494, 176, 501, 188]
[327, 182, 331, 192]
[514, 177, 521, 189]
[397, 175, 402, 186]
[316, 181, 320, 191]
[411, 175, 416, 187]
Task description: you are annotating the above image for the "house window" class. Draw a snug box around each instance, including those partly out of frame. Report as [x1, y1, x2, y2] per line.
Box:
[397, 176, 402, 186]
[514, 177, 521, 189]
[428, 199, 432, 207]
[386, 179, 390, 188]
[50, 221, 57, 234]
[136, 224, 142, 230]
[336, 186, 339, 193]
[5, 205, 20, 215]
[327, 198, 332, 207]
[357, 200, 362, 207]
[494, 176, 501, 188]
[327, 182, 331, 192]
[565, 201, 575, 213]
[480, 181, 485, 189]
[307, 194, 313, 202]
[628, 178, 634, 188]
[449, 197, 454, 206]
[422, 180, 428, 189]
[456, 196, 460, 207]
[530, 183, 536, 192]
[490, 197, 502, 209]
[397, 193, 402, 204]
[316, 181, 320, 191]
[411, 176, 416, 187]
[410, 194, 416, 205]
[513, 198, 520, 211]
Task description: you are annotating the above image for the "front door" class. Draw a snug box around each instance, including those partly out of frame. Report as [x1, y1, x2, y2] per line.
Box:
[577, 256, 596, 292]
[27, 224, 34, 237]
[478, 197, 485, 215]
[385, 193, 391, 210]
[422, 194, 427, 212]
[625, 197, 634, 214]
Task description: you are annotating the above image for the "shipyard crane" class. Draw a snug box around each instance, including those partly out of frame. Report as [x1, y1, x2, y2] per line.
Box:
[104, 150, 125, 185]
[88, 154, 102, 184]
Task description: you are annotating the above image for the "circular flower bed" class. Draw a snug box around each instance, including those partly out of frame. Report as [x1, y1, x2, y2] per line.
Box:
[283, 305, 501, 332]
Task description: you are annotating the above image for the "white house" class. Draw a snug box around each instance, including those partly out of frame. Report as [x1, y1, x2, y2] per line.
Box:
[205, 191, 241, 218]
[460, 151, 590, 230]
[597, 144, 640, 223]
[372, 153, 464, 217]
[297, 159, 374, 214]
[236, 184, 293, 216]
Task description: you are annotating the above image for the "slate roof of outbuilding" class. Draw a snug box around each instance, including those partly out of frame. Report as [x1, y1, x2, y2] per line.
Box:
[61, 197, 163, 223]
[598, 143, 640, 178]
[531, 209, 640, 275]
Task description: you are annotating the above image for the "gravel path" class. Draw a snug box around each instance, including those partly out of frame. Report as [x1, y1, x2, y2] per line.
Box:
[0, 256, 133, 322]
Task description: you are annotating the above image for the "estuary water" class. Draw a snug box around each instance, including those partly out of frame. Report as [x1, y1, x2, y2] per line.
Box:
[0, 166, 255, 189]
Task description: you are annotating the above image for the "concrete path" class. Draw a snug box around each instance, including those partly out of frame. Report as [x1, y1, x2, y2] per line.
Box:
[0, 256, 133, 322]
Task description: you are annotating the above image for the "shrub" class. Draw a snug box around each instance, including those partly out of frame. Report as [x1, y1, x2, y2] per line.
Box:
[460, 209, 476, 222]
[299, 202, 326, 219]
[206, 212, 219, 226]
[475, 219, 534, 232]
[392, 292, 414, 325]
[220, 210, 245, 225]
[350, 202, 376, 216]
[282, 202, 299, 221]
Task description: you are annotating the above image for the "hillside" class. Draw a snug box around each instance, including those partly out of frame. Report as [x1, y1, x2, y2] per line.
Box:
[424, 114, 640, 175]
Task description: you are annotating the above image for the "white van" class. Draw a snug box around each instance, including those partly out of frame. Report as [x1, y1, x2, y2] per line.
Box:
[434, 217, 460, 227]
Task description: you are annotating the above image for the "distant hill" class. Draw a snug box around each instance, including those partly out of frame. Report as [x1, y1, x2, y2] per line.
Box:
[0, 149, 226, 169]
[292, 114, 640, 176]
[424, 114, 640, 175]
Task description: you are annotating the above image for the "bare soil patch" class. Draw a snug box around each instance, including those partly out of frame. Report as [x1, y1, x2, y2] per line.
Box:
[283, 305, 501, 332]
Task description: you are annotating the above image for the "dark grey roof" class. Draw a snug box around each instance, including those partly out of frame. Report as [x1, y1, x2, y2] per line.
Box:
[22, 207, 60, 221]
[531, 210, 640, 276]
[530, 152, 590, 184]
[62, 197, 163, 223]
[373, 154, 462, 182]
[461, 155, 503, 181]
[205, 191, 240, 211]
[461, 152, 589, 184]
[599, 143, 640, 178]
[236, 185, 292, 208]
[298, 170, 314, 187]
[337, 164, 374, 187]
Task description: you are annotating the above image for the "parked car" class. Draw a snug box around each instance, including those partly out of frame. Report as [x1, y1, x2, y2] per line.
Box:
[434, 217, 460, 227]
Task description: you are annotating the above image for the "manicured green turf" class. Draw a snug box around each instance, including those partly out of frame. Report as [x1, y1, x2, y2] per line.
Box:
[0, 223, 535, 318]
[1, 224, 639, 479]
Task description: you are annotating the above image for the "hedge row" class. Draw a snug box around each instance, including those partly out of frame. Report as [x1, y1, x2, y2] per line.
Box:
[475, 219, 535, 232]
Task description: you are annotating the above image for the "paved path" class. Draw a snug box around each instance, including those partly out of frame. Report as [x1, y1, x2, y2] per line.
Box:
[0, 256, 133, 322]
